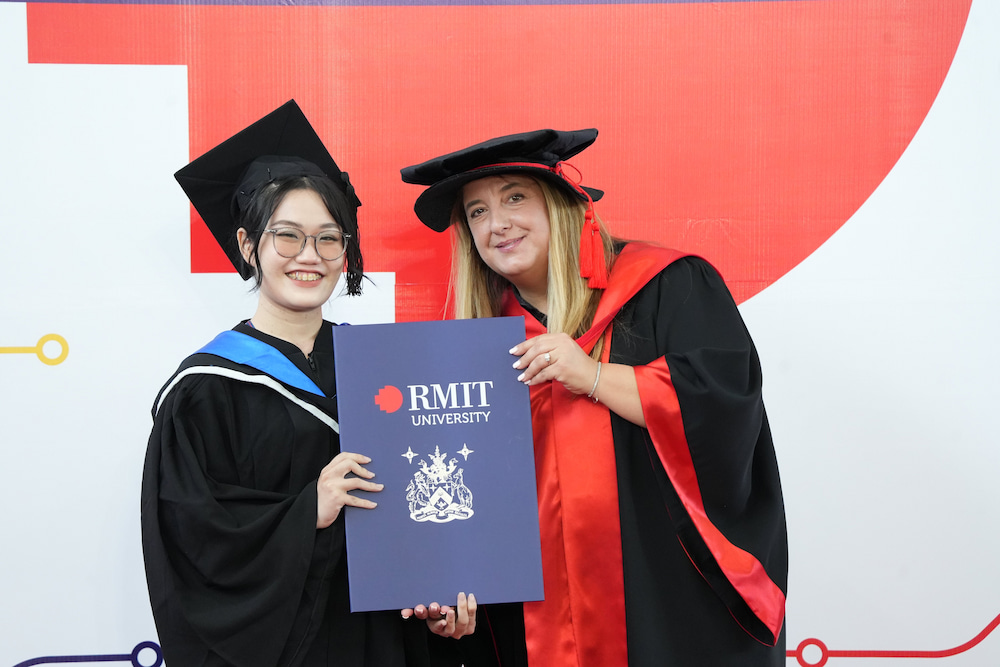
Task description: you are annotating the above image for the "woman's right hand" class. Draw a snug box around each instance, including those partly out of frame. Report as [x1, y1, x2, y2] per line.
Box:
[401, 592, 478, 639]
[316, 452, 383, 529]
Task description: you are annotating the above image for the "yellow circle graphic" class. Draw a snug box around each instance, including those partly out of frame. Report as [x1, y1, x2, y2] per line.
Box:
[0, 334, 69, 366]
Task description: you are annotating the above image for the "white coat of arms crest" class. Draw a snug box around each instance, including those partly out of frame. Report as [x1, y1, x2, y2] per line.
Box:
[404, 445, 475, 523]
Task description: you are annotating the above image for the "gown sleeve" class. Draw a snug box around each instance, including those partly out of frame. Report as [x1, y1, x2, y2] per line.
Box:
[628, 256, 787, 645]
[141, 372, 341, 667]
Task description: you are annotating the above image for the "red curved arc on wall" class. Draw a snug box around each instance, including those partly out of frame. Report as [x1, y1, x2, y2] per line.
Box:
[27, 0, 972, 320]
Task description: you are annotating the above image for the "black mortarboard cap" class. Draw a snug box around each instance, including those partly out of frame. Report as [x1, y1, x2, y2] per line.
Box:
[175, 99, 360, 279]
[401, 128, 604, 232]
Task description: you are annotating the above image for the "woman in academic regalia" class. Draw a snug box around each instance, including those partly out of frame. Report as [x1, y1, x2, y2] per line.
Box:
[401, 130, 788, 666]
[141, 101, 472, 667]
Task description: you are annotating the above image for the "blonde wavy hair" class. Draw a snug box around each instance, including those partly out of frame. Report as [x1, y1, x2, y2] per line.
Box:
[447, 177, 615, 353]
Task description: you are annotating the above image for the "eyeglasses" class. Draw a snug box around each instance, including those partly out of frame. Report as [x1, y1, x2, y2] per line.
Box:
[263, 227, 350, 261]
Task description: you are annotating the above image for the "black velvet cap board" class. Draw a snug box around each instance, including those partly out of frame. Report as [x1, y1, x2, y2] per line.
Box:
[175, 99, 359, 279]
[400, 128, 604, 232]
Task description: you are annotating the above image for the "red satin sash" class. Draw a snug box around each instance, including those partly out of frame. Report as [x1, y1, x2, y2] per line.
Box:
[504, 244, 685, 667]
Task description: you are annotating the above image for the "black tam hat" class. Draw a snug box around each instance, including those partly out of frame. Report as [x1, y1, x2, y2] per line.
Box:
[401, 128, 608, 288]
[401, 128, 602, 232]
[175, 100, 360, 280]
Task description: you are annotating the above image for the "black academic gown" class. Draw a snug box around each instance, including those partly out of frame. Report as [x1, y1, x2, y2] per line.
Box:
[448, 250, 787, 666]
[141, 321, 433, 667]
[609, 255, 787, 666]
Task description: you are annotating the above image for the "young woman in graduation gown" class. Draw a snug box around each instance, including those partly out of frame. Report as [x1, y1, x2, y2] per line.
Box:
[141, 101, 473, 667]
[401, 129, 788, 666]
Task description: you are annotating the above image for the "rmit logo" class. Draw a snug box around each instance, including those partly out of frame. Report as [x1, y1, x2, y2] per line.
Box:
[374, 385, 404, 413]
[408, 381, 494, 411]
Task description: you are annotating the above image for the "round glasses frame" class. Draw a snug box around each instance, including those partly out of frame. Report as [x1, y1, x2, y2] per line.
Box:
[263, 227, 351, 261]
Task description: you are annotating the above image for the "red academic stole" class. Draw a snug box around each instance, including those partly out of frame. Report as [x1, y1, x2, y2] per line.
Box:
[502, 243, 686, 667]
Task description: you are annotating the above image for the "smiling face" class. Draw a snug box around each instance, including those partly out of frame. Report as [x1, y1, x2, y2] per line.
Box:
[239, 187, 345, 319]
[461, 175, 552, 299]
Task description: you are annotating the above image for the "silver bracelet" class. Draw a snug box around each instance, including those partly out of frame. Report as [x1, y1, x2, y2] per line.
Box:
[587, 361, 602, 402]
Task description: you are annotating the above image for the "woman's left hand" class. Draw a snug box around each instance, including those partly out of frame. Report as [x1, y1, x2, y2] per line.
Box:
[511, 333, 598, 396]
[401, 592, 477, 638]
[511, 333, 647, 427]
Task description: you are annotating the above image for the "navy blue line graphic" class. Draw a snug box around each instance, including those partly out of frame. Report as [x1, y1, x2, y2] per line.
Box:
[12, 642, 162, 667]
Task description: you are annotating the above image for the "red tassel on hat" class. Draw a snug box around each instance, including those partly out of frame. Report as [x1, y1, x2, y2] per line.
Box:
[579, 207, 608, 289]
[555, 160, 607, 289]
[579, 209, 594, 280]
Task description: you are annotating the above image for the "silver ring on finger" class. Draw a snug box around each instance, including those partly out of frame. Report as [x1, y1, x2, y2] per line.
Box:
[544, 352, 551, 364]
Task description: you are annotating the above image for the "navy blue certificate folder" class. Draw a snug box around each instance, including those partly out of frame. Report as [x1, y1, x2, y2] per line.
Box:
[333, 316, 544, 612]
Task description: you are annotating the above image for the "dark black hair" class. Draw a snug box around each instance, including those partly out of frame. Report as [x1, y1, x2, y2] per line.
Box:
[237, 174, 364, 296]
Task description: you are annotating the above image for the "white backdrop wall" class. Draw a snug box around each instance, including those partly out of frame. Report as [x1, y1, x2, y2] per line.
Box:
[741, 0, 1000, 660]
[0, 1, 997, 666]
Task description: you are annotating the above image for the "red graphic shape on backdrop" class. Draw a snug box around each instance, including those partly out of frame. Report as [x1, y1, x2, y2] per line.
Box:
[787, 611, 1000, 665]
[26, 0, 971, 321]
